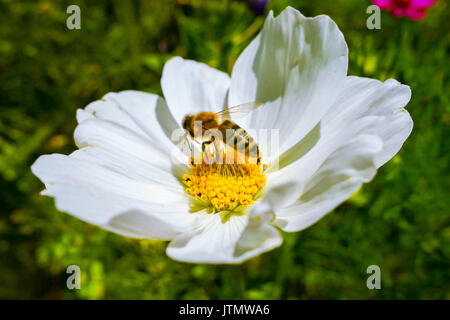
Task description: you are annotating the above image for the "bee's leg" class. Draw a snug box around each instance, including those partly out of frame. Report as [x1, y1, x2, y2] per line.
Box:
[180, 133, 196, 165]
[182, 133, 193, 153]
[201, 139, 214, 152]
[201, 139, 213, 164]
[212, 136, 224, 164]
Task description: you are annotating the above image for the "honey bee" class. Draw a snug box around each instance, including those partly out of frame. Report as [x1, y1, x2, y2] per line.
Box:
[182, 102, 263, 165]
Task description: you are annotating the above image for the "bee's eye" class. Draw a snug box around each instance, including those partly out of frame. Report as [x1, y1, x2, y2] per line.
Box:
[182, 116, 191, 129]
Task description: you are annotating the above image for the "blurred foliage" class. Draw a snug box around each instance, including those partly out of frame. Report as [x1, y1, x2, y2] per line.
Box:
[0, 0, 449, 299]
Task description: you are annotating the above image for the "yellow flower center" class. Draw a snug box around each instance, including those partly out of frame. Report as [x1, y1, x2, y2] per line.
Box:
[182, 161, 267, 212]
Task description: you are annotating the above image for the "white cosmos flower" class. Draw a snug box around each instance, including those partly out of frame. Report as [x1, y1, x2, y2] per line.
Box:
[31, 7, 413, 264]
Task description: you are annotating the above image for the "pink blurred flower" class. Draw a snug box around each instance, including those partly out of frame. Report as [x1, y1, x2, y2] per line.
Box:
[373, 0, 437, 19]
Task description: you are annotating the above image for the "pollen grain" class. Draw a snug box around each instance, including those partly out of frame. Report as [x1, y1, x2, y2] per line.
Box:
[182, 162, 266, 212]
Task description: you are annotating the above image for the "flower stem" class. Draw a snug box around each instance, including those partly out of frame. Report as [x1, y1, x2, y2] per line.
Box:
[228, 265, 246, 299]
[275, 232, 298, 298]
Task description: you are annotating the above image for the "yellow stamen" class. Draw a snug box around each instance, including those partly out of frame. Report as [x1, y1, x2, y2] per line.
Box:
[182, 159, 266, 212]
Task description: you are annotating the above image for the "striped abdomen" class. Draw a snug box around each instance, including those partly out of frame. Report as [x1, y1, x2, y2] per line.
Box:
[219, 119, 261, 164]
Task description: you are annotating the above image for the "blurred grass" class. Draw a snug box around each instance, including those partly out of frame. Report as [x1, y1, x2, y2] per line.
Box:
[0, 0, 448, 299]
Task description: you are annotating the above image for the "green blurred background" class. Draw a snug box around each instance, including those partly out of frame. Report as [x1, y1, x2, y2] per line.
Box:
[0, 0, 448, 299]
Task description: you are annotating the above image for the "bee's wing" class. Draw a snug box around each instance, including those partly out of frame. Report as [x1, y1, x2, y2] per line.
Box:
[216, 102, 263, 119]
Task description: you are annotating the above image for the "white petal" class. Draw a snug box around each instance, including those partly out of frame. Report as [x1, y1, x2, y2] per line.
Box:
[229, 7, 348, 155]
[260, 173, 305, 210]
[234, 206, 282, 260]
[73, 90, 192, 186]
[270, 115, 383, 191]
[70, 147, 180, 188]
[161, 56, 231, 124]
[332, 77, 413, 168]
[319, 76, 412, 168]
[74, 118, 175, 175]
[272, 76, 412, 189]
[31, 154, 198, 239]
[77, 91, 180, 156]
[274, 135, 382, 232]
[105, 210, 195, 240]
[33, 91, 200, 239]
[166, 210, 281, 264]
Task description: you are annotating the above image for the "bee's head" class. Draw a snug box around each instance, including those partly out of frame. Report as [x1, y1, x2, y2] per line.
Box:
[182, 115, 194, 137]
